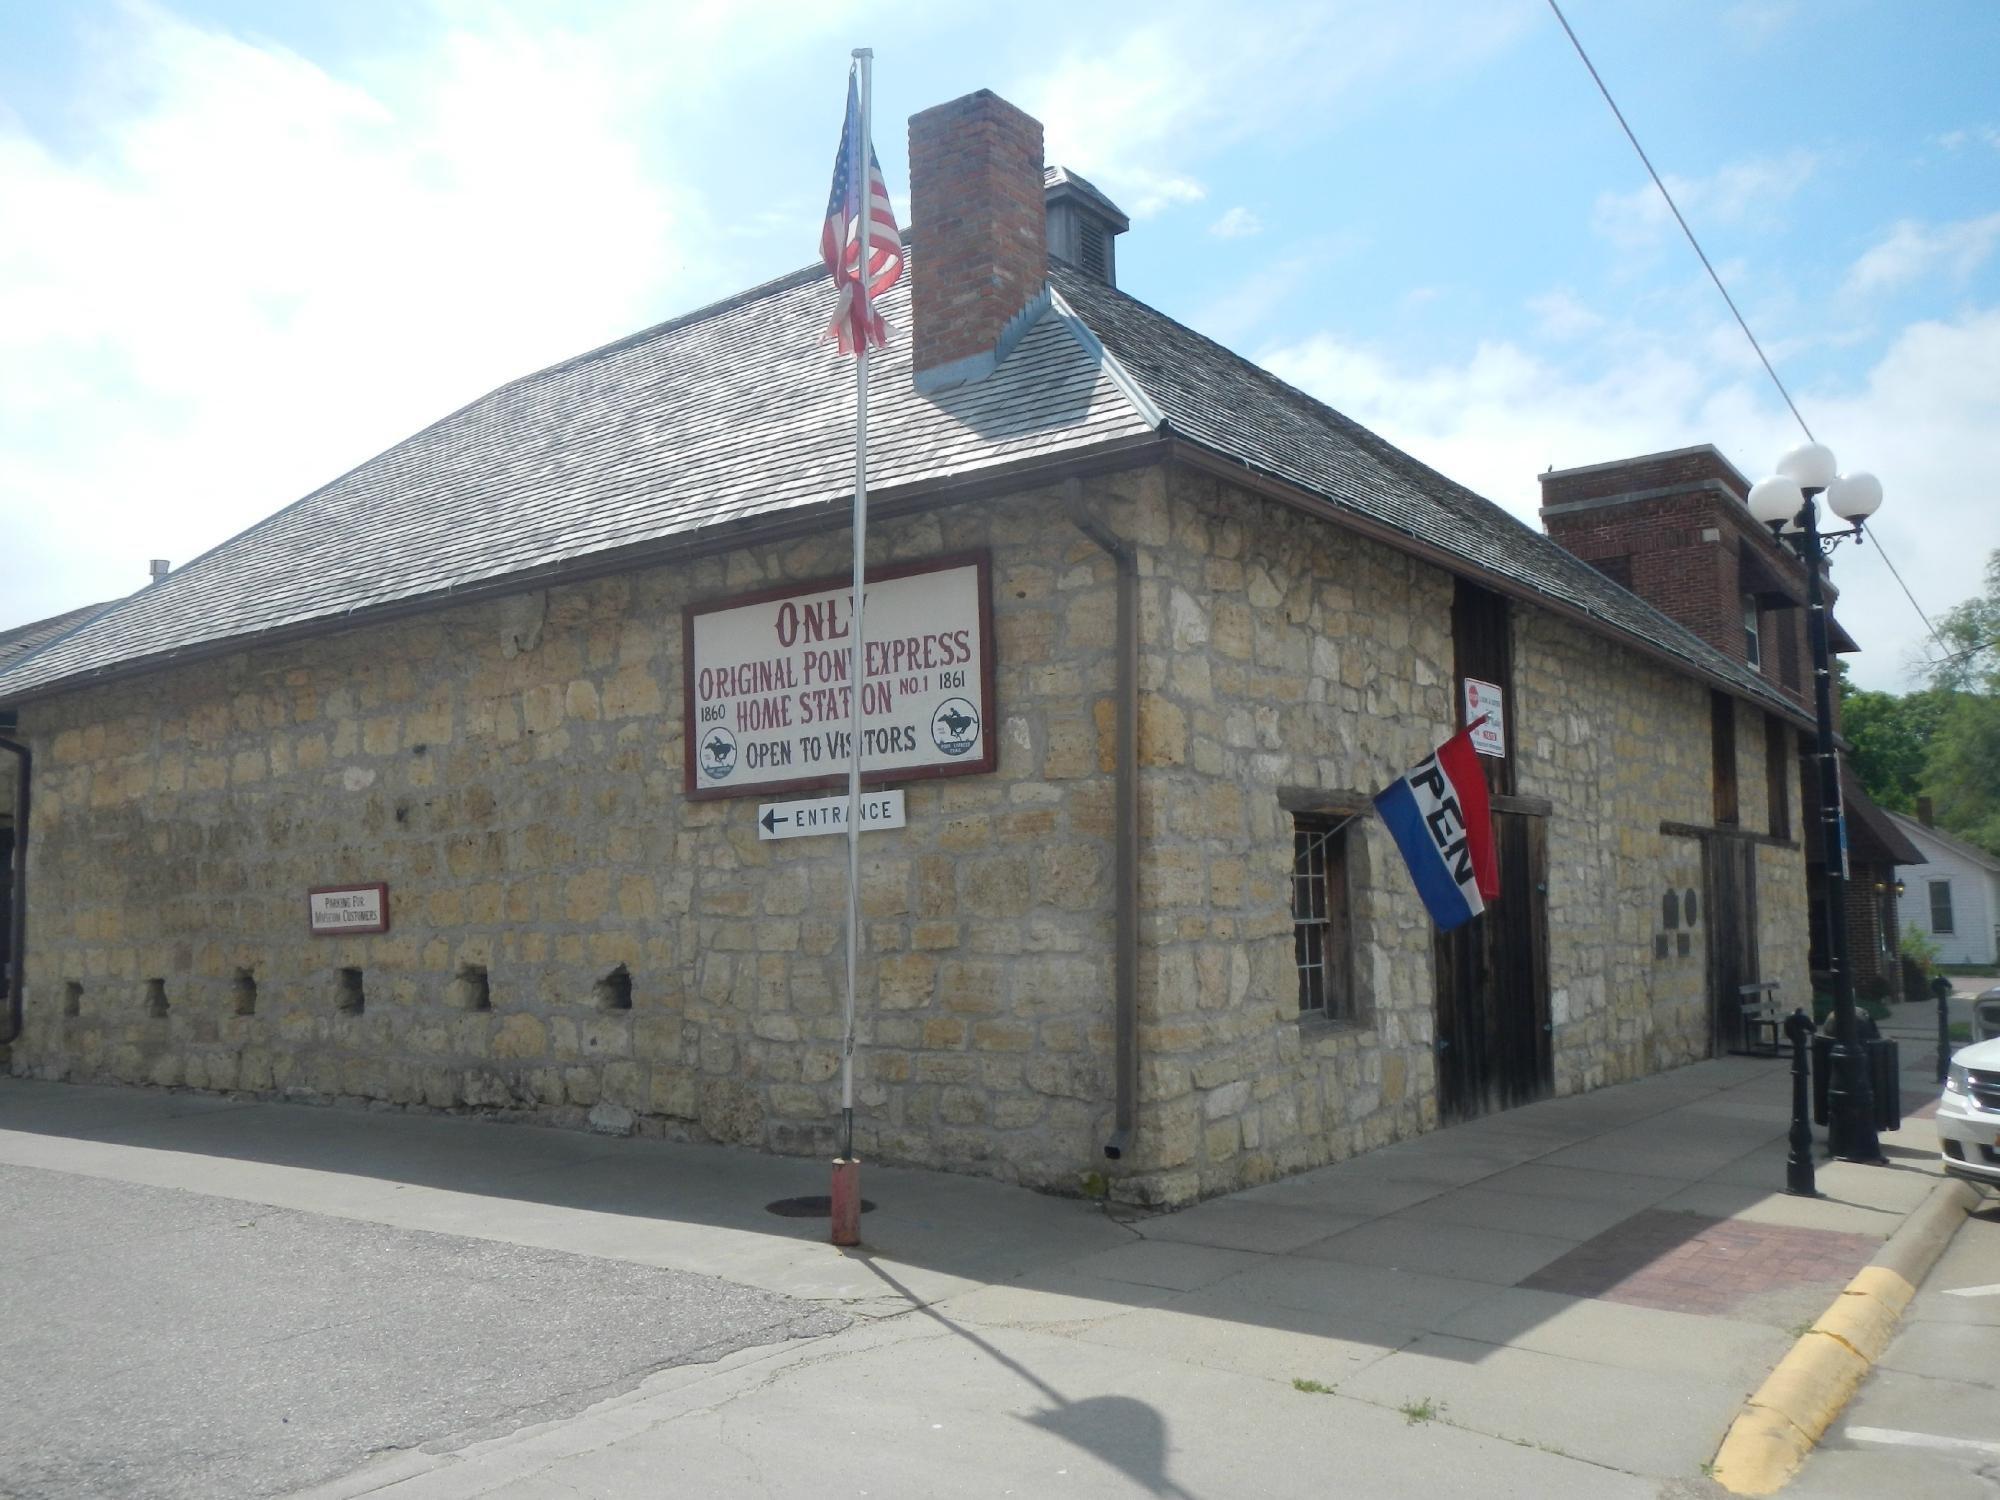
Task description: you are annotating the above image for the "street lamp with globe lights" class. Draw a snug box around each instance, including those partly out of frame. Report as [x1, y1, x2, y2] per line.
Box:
[1747, 442, 1886, 1164]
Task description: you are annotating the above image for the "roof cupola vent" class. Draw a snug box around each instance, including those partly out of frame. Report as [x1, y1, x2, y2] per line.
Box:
[1043, 166, 1129, 287]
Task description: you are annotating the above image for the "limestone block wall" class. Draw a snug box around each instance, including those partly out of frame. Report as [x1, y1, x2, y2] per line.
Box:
[1105, 468, 1455, 1204]
[1116, 470, 1811, 1203]
[1513, 608, 1716, 1080]
[8, 455, 1812, 1208]
[1513, 611, 1805, 1082]
[10, 480, 1146, 1192]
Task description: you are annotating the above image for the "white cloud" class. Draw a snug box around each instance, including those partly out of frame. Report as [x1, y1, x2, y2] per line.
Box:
[1209, 206, 1263, 239]
[1845, 213, 2000, 296]
[1723, 0, 1799, 48]
[1591, 151, 1818, 253]
[1019, 0, 1533, 219]
[1934, 125, 2000, 152]
[1527, 289, 1602, 341]
[0, 1, 862, 628]
[1258, 299, 2000, 692]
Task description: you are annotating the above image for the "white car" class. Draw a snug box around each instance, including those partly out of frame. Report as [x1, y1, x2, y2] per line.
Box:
[1939, 1034, 2000, 1186]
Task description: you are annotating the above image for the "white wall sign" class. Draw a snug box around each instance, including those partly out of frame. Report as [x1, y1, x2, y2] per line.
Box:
[308, 883, 390, 936]
[757, 790, 906, 841]
[1464, 678, 1506, 758]
[683, 553, 995, 800]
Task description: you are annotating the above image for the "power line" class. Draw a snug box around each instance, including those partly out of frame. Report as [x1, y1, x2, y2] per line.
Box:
[1929, 633, 2000, 670]
[1546, 0, 1955, 663]
[1869, 536, 1947, 658]
[1544, 0, 1815, 442]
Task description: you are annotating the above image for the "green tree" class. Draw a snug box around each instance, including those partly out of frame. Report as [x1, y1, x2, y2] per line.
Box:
[1841, 682, 1950, 813]
[1921, 549, 2000, 856]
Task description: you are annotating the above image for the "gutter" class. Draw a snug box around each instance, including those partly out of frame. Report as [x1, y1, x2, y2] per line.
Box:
[1066, 480, 1138, 1164]
[0, 728, 26, 1048]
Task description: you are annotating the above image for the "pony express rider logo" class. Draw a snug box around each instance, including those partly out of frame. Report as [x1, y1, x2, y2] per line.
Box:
[931, 697, 980, 757]
[701, 726, 739, 779]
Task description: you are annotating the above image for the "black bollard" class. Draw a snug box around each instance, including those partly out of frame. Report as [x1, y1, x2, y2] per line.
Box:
[1784, 1008, 1817, 1198]
[1933, 974, 1955, 1085]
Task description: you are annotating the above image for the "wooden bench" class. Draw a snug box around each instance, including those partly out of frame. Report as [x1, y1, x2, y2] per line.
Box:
[1738, 982, 1784, 1058]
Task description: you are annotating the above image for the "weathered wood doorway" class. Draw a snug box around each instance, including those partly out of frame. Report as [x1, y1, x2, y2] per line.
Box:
[1434, 810, 1553, 1123]
[1704, 835, 1761, 1055]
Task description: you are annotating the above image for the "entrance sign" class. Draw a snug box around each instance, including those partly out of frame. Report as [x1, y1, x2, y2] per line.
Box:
[308, 883, 389, 936]
[684, 553, 995, 799]
[1463, 679, 1506, 758]
[758, 790, 906, 841]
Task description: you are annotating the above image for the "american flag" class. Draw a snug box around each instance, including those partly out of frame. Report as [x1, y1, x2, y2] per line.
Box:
[821, 71, 902, 355]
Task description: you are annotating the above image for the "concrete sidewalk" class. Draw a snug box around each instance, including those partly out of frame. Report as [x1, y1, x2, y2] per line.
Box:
[0, 1045, 1975, 1499]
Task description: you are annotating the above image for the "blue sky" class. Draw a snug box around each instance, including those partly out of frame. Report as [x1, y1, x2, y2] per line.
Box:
[3, 0, 1995, 690]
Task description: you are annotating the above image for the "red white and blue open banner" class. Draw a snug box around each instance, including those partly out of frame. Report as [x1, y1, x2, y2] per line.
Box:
[1373, 726, 1500, 932]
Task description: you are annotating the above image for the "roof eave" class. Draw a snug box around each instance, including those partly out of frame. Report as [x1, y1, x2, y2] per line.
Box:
[1165, 436, 1817, 732]
[0, 434, 1174, 711]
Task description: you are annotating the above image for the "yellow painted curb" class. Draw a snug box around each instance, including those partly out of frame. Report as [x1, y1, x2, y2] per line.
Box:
[1708, 1180, 1979, 1496]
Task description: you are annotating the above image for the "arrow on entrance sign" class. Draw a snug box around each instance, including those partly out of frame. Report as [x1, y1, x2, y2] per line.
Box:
[756, 790, 907, 841]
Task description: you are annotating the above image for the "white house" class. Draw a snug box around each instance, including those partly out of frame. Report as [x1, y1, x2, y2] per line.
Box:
[1890, 810, 2000, 968]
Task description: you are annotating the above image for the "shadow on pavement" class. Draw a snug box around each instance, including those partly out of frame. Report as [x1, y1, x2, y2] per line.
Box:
[0, 1045, 1949, 1387]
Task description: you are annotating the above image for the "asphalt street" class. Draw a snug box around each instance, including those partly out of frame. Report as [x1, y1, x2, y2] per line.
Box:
[0, 1162, 848, 1500]
[1789, 1190, 2000, 1499]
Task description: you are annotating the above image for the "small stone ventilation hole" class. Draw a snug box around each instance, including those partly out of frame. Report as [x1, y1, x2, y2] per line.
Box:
[231, 968, 257, 1017]
[334, 967, 366, 1016]
[453, 964, 491, 1012]
[144, 978, 169, 1019]
[63, 980, 83, 1018]
[594, 964, 633, 1012]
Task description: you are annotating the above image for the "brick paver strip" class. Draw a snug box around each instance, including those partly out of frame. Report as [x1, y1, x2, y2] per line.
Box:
[1519, 1209, 1881, 1315]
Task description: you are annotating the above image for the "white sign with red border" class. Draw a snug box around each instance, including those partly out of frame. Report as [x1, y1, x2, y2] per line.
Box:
[308, 883, 390, 936]
[1463, 679, 1506, 758]
[682, 553, 995, 801]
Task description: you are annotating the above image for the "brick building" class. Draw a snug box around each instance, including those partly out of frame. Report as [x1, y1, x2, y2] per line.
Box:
[0, 91, 1814, 1206]
[1539, 446, 1919, 1001]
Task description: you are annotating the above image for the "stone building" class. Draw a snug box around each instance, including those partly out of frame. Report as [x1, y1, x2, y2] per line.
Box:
[0, 90, 1814, 1207]
[2, 601, 111, 1047]
[1539, 446, 1919, 1000]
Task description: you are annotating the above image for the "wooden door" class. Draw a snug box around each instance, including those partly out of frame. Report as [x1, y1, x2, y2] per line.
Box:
[1434, 811, 1552, 1122]
[1705, 837, 1760, 1053]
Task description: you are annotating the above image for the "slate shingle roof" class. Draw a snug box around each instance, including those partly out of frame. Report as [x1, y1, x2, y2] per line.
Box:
[1055, 270, 1804, 723]
[0, 254, 1803, 727]
[0, 601, 115, 675]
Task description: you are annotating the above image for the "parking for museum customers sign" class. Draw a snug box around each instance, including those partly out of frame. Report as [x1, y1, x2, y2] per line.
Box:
[682, 553, 995, 800]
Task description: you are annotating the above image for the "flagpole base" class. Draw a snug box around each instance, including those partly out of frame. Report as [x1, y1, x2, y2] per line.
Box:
[830, 1158, 862, 1247]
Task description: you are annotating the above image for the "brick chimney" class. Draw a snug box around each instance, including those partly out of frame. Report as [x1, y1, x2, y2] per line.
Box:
[907, 90, 1050, 394]
[1917, 795, 1935, 828]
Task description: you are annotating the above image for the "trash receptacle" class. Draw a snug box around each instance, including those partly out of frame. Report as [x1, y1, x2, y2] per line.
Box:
[1869, 1037, 1901, 1131]
[1811, 1034, 1899, 1130]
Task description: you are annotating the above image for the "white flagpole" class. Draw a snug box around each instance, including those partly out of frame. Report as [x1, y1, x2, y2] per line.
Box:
[840, 46, 873, 1171]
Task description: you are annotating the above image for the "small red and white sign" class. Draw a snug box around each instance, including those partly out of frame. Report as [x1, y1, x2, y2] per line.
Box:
[308, 884, 390, 936]
[1463, 679, 1506, 758]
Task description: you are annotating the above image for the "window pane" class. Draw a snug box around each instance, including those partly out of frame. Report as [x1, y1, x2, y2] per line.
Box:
[1930, 880, 1955, 934]
[1292, 814, 1352, 1020]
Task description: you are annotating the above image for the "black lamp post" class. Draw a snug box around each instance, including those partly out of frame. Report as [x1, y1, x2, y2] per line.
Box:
[1748, 444, 1886, 1165]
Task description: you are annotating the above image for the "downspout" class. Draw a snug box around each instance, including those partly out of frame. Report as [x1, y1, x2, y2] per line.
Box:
[0, 730, 27, 1048]
[1065, 480, 1138, 1162]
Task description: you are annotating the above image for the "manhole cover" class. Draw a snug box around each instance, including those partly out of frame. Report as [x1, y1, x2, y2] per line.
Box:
[764, 1195, 877, 1218]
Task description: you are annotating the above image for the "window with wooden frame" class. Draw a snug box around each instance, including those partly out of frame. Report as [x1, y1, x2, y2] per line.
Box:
[1743, 596, 1762, 668]
[1930, 879, 1956, 934]
[1293, 814, 1354, 1022]
[1764, 714, 1791, 839]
